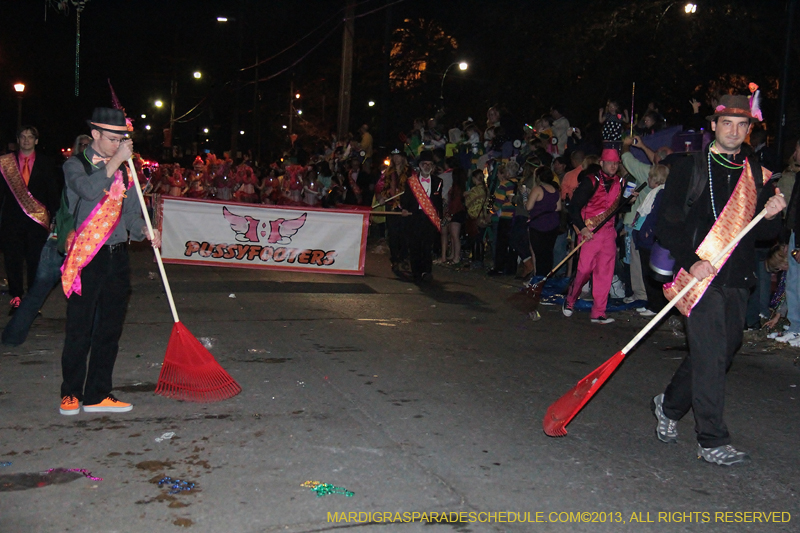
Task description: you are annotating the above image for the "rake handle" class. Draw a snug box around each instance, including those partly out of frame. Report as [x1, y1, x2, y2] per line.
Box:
[127, 159, 180, 324]
[620, 208, 768, 355]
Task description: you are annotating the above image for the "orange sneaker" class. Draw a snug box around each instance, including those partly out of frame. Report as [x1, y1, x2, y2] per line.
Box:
[59, 395, 80, 416]
[83, 395, 132, 413]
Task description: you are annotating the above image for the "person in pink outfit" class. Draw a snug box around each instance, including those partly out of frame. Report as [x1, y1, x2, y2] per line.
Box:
[563, 149, 625, 324]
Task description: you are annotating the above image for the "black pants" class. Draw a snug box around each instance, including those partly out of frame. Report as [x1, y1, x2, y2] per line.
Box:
[662, 285, 748, 448]
[1, 221, 48, 298]
[407, 213, 436, 279]
[61, 246, 131, 405]
[386, 212, 408, 265]
[529, 227, 560, 275]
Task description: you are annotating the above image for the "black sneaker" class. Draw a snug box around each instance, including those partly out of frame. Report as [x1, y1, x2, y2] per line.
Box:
[652, 394, 678, 443]
[591, 316, 615, 324]
[697, 444, 750, 466]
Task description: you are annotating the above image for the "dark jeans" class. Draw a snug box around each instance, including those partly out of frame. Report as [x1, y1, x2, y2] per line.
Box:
[662, 285, 748, 448]
[2, 238, 63, 346]
[1, 221, 49, 298]
[510, 215, 532, 261]
[745, 247, 770, 327]
[637, 247, 668, 312]
[493, 217, 517, 274]
[61, 246, 131, 405]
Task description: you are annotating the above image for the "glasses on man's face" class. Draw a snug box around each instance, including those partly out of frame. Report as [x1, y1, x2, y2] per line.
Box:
[101, 133, 129, 145]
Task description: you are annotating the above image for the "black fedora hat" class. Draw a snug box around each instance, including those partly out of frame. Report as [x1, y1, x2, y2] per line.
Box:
[87, 107, 130, 135]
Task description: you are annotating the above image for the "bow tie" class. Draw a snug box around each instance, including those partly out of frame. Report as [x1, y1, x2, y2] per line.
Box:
[419, 176, 431, 183]
[92, 154, 111, 165]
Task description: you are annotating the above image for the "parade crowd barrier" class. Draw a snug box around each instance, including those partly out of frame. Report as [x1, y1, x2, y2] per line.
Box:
[158, 197, 369, 275]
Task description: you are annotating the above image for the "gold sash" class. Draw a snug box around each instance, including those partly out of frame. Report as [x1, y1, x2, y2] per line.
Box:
[0, 153, 50, 229]
[663, 160, 769, 316]
[584, 178, 623, 230]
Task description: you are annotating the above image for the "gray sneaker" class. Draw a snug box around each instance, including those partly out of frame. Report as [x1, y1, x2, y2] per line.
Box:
[697, 444, 750, 466]
[652, 394, 678, 443]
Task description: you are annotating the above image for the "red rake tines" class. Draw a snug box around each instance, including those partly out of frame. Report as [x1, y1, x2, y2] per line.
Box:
[542, 208, 770, 437]
[155, 322, 242, 403]
[543, 350, 626, 437]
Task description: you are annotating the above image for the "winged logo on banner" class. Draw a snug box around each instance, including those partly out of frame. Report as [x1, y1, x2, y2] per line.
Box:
[222, 206, 261, 243]
[265, 213, 307, 245]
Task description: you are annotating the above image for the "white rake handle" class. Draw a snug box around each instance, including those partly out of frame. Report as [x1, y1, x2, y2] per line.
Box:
[127, 159, 180, 323]
[621, 208, 768, 355]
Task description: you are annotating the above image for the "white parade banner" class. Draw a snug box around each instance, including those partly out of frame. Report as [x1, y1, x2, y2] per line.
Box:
[159, 197, 369, 275]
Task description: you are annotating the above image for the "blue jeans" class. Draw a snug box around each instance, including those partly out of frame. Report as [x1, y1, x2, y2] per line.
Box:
[785, 233, 800, 334]
[2, 238, 64, 346]
[745, 247, 771, 327]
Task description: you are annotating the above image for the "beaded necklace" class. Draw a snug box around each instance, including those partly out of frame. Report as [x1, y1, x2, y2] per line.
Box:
[706, 141, 745, 220]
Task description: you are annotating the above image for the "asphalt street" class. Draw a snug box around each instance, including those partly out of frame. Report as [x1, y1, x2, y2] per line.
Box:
[0, 242, 797, 533]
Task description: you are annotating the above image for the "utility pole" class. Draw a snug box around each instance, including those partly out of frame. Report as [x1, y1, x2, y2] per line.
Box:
[253, 52, 260, 164]
[337, 0, 356, 139]
[230, 4, 245, 161]
[380, 1, 392, 148]
[776, 0, 797, 164]
[289, 78, 294, 136]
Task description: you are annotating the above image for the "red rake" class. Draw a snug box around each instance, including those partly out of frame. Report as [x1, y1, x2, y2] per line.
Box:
[127, 160, 242, 402]
[543, 208, 769, 436]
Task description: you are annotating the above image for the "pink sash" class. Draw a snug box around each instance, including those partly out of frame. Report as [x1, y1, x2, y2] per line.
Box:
[61, 170, 128, 297]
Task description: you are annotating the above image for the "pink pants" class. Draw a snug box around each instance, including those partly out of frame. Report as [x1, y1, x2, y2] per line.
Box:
[566, 227, 616, 319]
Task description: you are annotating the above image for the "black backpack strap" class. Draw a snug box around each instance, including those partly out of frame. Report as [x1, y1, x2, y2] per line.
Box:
[684, 152, 707, 215]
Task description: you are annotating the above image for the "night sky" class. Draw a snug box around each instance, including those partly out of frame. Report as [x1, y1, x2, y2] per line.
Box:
[1, 0, 797, 161]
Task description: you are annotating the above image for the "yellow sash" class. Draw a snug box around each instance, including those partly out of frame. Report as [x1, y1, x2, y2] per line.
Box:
[0, 153, 50, 229]
[664, 160, 769, 316]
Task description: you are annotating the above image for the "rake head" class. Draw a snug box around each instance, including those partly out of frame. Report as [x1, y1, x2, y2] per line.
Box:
[155, 322, 242, 403]
[542, 350, 627, 437]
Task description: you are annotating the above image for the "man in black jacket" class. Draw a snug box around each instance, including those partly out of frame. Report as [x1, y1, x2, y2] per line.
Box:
[401, 151, 443, 282]
[653, 95, 785, 465]
[0, 126, 61, 315]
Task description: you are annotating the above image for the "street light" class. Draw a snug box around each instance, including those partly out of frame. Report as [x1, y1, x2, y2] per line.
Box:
[193, 71, 202, 79]
[440, 61, 469, 102]
[155, 100, 164, 108]
[368, 101, 375, 107]
[14, 83, 25, 130]
[684, 3, 697, 13]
